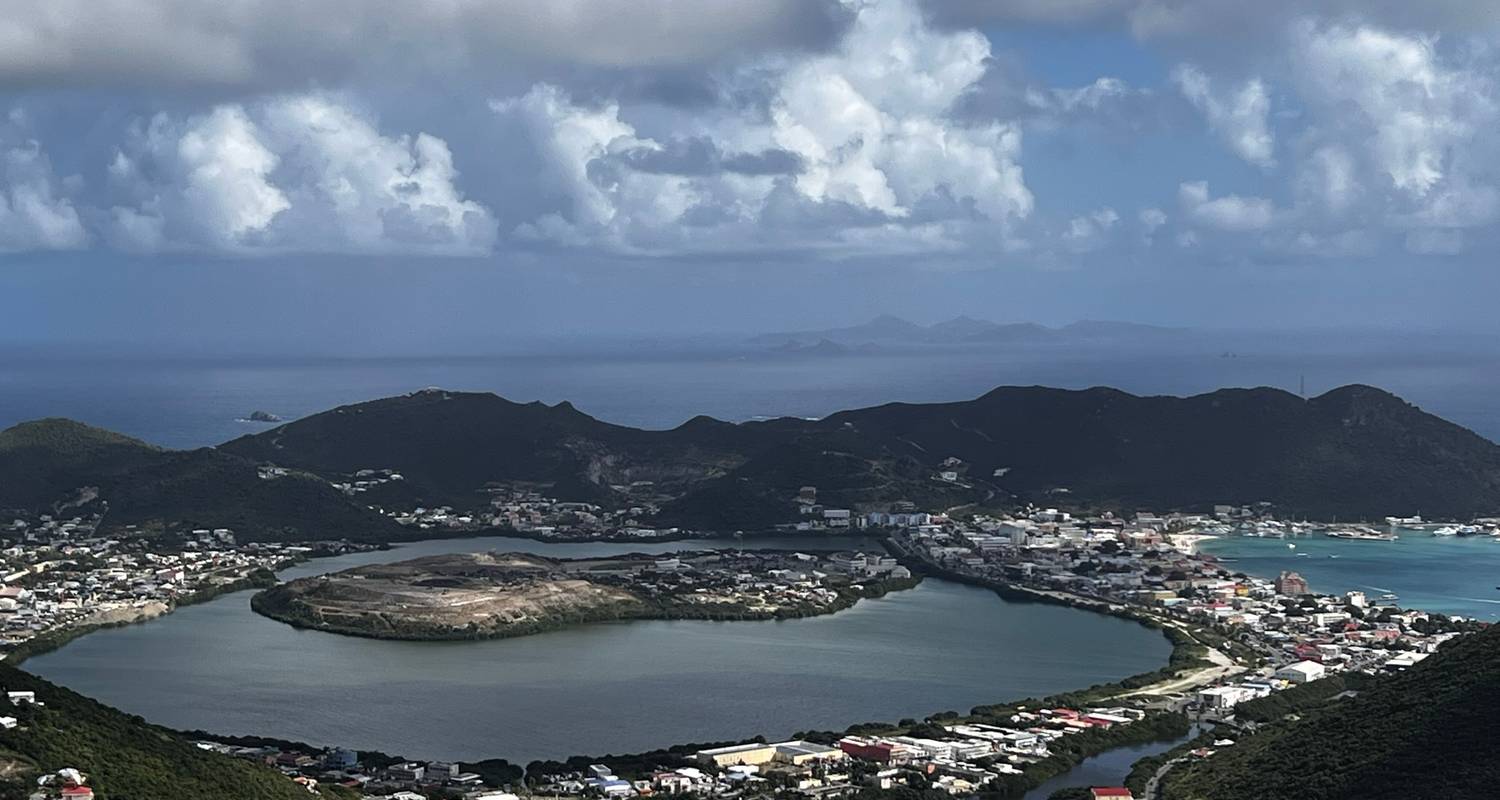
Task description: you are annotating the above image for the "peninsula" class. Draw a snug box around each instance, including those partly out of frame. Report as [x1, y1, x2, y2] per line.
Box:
[250, 549, 918, 640]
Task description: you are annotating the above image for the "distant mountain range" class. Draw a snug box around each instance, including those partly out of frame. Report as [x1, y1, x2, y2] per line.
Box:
[5, 383, 1500, 541]
[747, 315, 1182, 348]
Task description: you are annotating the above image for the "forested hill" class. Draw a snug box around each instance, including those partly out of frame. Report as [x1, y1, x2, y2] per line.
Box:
[221, 384, 1500, 525]
[0, 419, 402, 543]
[0, 664, 313, 799]
[1162, 623, 1500, 800]
[9, 384, 1500, 539]
[820, 383, 1500, 519]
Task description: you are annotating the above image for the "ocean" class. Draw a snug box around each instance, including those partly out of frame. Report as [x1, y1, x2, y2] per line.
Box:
[6, 333, 1500, 448]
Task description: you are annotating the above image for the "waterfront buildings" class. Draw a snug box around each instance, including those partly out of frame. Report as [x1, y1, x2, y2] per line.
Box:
[1274, 570, 1309, 596]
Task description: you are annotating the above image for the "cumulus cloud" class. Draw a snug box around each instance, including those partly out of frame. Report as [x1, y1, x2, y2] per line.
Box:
[1178, 180, 1274, 231]
[1062, 207, 1119, 251]
[1172, 64, 1274, 167]
[1290, 22, 1491, 198]
[495, 0, 1032, 256]
[0, 127, 87, 252]
[108, 96, 496, 254]
[0, 0, 843, 89]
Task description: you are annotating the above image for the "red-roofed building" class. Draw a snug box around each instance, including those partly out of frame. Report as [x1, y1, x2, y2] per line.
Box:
[60, 787, 94, 800]
[838, 737, 900, 764]
[1091, 788, 1133, 800]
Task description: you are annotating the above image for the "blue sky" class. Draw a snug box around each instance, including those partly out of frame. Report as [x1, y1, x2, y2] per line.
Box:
[4, 0, 1500, 352]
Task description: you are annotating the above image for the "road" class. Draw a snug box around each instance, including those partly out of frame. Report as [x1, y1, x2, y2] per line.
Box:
[1120, 636, 1245, 698]
[1143, 752, 1188, 799]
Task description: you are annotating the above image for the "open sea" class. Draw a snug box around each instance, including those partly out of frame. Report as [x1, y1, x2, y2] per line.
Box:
[6, 333, 1500, 449]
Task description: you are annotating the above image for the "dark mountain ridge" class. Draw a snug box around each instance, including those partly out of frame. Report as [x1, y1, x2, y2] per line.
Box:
[0, 418, 401, 543]
[222, 384, 1500, 527]
[8, 384, 1500, 540]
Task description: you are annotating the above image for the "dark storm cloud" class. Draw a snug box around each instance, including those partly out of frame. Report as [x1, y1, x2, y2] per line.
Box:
[0, 0, 848, 91]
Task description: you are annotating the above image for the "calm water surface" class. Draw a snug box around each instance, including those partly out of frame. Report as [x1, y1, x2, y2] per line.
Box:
[1022, 726, 1201, 800]
[28, 537, 1171, 763]
[1200, 532, 1500, 620]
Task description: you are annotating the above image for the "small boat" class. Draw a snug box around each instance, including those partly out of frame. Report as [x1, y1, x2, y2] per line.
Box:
[1433, 526, 1459, 536]
[1326, 528, 1398, 541]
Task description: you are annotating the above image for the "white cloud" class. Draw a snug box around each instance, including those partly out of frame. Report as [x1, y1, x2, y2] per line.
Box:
[258, 97, 496, 254]
[1297, 145, 1359, 216]
[496, 0, 1032, 257]
[172, 106, 289, 245]
[1290, 22, 1490, 198]
[769, 0, 1031, 222]
[1063, 207, 1119, 251]
[0, 134, 87, 252]
[1139, 207, 1167, 230]
[1178, 180, 1274, 231]
[1172, 64, 1274, 167]
[109, 96, 496, 254]
[1138, 207, 1167, 244]
[497, 85, 705, 252]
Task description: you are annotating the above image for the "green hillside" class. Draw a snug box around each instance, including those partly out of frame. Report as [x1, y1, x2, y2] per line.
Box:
[0, 419, 163, 510]
[0, 665, 311, 800]
[1162, 625, 1500, 799]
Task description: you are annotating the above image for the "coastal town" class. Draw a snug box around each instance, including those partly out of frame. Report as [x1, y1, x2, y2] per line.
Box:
[0, 509, 363, 659]
[0, 486, 1488, 800]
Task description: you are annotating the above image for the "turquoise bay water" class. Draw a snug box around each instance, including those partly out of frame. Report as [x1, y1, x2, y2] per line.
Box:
[1200, 532, 1500, 620]
[27, 536, 1170, 763]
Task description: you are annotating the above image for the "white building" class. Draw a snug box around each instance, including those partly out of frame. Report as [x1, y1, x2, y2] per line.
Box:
[1275, 660, 1326, 684]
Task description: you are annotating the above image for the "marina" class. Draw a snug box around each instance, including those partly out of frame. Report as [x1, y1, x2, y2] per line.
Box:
[1199, 529, 1500, 619]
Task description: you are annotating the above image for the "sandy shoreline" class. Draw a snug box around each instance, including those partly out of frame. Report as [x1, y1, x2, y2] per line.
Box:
[1169, 533, 1218, 554]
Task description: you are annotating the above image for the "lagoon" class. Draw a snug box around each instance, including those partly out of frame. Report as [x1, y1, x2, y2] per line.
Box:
[27, 536, 1171, 763]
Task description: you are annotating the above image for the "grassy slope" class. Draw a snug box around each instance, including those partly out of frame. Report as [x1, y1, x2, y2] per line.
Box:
[0, 665, 309, 800]
[1163, 625, 1500, 800]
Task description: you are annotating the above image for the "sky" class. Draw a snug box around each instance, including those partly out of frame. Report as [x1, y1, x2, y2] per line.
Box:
[5, 0, 1500, 353]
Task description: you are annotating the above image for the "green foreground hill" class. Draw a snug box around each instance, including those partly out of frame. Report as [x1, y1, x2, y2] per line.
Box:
[0, 664, 310, 800]
[1162, 624, 1500, 800]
